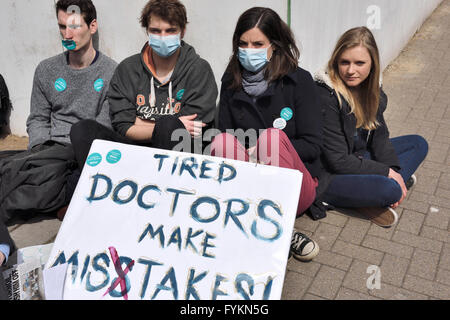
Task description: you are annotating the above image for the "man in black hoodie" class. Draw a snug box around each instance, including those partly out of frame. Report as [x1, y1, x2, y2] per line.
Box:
[70, 0, 218, 168]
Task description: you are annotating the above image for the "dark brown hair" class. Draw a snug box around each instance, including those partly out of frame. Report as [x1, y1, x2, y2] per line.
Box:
[140, 0, 188, 31]
[227, 7, 300, 90]
[55, 0, 97, 25]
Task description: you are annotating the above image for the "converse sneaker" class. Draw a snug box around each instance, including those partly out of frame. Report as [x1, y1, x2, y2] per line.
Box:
[356, 207, 399, 228]
[406, 174, 417, 190]
[290, 230, 319, 262]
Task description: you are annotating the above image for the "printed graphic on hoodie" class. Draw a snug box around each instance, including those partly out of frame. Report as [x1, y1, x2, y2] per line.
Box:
[136, 94, 182, 120]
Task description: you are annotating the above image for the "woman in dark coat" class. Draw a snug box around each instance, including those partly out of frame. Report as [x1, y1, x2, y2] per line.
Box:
[211, 7, 322, 262]
[315, 27, 428, 227]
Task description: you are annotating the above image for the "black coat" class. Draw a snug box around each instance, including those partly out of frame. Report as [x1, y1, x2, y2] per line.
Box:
[315, 79, 400, 196]
[218, 67, 323, 178]
[0, 143, 77, 223]
[0, 219, 15, 300]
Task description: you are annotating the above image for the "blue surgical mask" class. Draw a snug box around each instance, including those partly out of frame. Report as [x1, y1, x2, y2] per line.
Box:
[238, 47, 269, 73]
[62, 39, 76, 51]
[149, 33, 181, 58]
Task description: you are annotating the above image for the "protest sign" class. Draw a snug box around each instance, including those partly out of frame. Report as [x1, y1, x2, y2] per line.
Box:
[45, 140, 302, 300]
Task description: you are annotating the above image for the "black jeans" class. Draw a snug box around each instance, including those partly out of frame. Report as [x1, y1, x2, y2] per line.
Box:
[70, 116, 186, 169]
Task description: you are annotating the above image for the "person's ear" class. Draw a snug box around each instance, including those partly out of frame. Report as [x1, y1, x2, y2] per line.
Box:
[180, 27, 186, 39]
[89, 19, 98, 35]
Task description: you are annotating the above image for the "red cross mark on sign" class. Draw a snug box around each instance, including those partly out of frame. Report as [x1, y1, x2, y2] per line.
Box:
[103, 247, 135, 300]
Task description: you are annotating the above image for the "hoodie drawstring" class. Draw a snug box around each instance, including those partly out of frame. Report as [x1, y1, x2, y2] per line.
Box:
[150, 76, 156, 108]
[150, 76, 174, 114]
[169, 81, 173, 113]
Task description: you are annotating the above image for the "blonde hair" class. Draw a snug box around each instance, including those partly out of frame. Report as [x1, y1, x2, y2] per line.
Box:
[327, 27, 380, 130]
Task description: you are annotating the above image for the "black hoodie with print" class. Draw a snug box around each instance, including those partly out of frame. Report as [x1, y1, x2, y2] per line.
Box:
[107, 41, 218, 137]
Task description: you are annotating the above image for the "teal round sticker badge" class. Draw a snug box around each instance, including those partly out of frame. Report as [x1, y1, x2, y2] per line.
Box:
[176, 89, 185, 101]
[106, 149, 122, 164]
[86, 153, 102, 167]
[54, 78, 67, 92]
[280, 107, 293, 121]
[94, 79, 104, 92]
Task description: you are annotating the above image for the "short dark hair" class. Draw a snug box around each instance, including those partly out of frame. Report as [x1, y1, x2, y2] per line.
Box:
[55, 0, 97, 26]
[227, 7, 300, 90]
[140, 0, 188, 31]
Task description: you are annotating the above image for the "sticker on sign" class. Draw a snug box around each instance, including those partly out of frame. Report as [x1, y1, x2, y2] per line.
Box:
[45, 140, 302, 300]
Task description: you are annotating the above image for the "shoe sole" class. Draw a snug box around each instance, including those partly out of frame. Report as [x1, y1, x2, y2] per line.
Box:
[292, 241, 320, 262]
[410, 174, 417, 188]
[370, 207, 398, 228]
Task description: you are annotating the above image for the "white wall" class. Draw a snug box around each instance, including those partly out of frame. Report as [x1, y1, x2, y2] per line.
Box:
[0, 0, 442, 137]
[292, 0, 442, 73]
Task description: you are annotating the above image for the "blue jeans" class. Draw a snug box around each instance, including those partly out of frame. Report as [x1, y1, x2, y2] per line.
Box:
[323, 135, 428, 208]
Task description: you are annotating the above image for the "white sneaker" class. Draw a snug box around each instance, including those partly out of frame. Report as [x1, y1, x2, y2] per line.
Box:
[290, 229, 319, 262]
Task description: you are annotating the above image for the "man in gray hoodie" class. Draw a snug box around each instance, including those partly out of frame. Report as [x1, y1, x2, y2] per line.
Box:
[26, 0, 117, 150]
[70, 0, 218, 168]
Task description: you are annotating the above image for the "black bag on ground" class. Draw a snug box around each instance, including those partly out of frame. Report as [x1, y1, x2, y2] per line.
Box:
[0, 143, 77, 223]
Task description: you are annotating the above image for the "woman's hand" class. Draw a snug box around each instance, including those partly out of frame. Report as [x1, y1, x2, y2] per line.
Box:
[179, 114, 206, 137]
[389, 168, 407, 208]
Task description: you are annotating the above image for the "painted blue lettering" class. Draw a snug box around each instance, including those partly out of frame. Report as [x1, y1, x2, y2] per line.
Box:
[109, 256, 134, 298]
[67, 251, 79, 284]
[263, 276, 274, 300]
[218, 162, 237, 184]
[212, 275, 228, 300]
[166, 188, 195, 217]
[86, 253, 110, 292]
[137, 185, 161, 210]
[199, 160, 214, 179]
[185, 268, 208, 300]
[167, 227, 182, 251]
[137, 258, 163, 299]
[87, 174, 112, 203]
[152, 267, 178, 300]
[224, 198, 249, 237]
[201, 232, 216, 259]
[112, 180, 138, 205]
[51, 251, 79, 284]
[251, 199, 283, 242]
[179, 157, 198, 179]
[138, 223, 165, 248]
[185, 228, 203, 253]
[235, 273, 254, 300]
[171, 156, 179, 175]
[190, 197, 220, 223]
[80, 255, 90, 283]
[154, 154, 169, 171]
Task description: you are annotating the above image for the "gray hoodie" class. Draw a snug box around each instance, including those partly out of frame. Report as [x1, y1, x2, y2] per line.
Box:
[108, 41, 218, 136]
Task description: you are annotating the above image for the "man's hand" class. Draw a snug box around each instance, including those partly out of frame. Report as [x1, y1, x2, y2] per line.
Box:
[179, 114, 206, 137]
[389, 168, 407, 209]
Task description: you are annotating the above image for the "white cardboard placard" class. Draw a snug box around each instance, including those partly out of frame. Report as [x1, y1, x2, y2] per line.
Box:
[45, 140, 302, 300]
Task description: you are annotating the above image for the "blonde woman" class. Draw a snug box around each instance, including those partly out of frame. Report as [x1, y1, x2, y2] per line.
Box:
[315, 27, 428, 227]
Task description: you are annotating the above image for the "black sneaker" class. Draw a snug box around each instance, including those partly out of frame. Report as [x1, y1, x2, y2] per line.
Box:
[290, 230, 319, 262]
[406, 174, 417, 190]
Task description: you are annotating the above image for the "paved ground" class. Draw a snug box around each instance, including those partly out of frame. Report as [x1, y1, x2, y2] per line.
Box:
[282, 0, 450, 300]
[2, 0, 450, 300]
